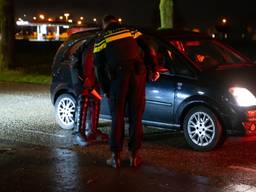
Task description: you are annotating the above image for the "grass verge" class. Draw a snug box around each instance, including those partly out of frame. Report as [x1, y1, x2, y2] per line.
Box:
[0, 70, 51, 85]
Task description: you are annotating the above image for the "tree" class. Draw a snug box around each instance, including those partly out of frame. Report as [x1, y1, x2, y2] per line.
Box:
[0, 0, 15, 71]
[159, 0, 174, 28]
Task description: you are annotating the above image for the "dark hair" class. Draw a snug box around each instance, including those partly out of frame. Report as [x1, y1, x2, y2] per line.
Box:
[102, 14, 118, 23]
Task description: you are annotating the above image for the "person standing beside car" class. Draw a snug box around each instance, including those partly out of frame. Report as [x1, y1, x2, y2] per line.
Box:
[75, 44, 109, 145]
[93, 15, 159, 168]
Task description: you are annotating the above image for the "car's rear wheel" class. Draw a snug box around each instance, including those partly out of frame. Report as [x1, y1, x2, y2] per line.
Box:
[54, 94, 76, 130]
[183, 106, 223, 151]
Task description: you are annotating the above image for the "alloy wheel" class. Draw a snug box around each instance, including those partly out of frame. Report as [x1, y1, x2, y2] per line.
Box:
[187, 112, 215, 147]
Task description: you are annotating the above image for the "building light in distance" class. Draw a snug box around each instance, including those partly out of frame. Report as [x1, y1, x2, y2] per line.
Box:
[39, 14, 45, 20]
[64, 13, 70, 21]
[222, 18, 227, 24]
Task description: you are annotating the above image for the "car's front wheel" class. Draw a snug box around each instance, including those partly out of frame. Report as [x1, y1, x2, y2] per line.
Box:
[183, 106, 223, 151]
[54, 94, 76, 130]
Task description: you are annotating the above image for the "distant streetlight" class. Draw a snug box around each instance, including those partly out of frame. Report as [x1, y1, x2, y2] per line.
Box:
[77, 20, 82, 25]
[222, 18, 227, 24]
[64, 13, 70, 21]
[93, 18, 97, 22]
[118, 18, 122, 23]
[33, 17, 37, 21]
[68, 19, 73, 23]
[48, 18, 53, 22]
[59, 16, 64, 20]
[39, 14, 45, 20]
[80, 17, 84, 20]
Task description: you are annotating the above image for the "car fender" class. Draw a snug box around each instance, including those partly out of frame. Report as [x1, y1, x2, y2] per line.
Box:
[51, 83, 79, 105]
[175, 95, 227, 126]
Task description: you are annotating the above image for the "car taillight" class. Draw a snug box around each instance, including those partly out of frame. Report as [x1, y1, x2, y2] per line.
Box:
[243, 122, 256, 134]
[247, 110, 256, 121]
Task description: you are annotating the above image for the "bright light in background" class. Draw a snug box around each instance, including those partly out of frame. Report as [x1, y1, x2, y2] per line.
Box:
[118, 18, 122, 23]
[192, 28, 200, 33]
[93, 18, 97, 22]
[64, 13, 70, 21]
[59, 16, 63, 20]
[80, 17, 84, 20]
[211, 33, 216, 38]
[33, 17, 37, 21]
[48, 18, 53, 22]
[16, 20, 29, 26]
[68, 19, 73, 23]
[77, 21, 82, 25]
[222, 18, 227, 24]
[39, 14, 45, 20]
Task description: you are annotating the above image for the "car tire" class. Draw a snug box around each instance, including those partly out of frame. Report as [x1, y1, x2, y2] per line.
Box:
[183, 106, 223, 151]
[54, 94, 76, 130]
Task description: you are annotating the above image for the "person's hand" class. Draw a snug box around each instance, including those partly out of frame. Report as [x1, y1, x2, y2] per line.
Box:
[151, 72, 160, 82]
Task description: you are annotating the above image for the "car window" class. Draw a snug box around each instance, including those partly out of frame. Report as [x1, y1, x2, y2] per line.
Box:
[150, 37, 194, 77]
[64, 39, 87, 60]
[140, 36, 174, 73]
[170, 39, 250, 70]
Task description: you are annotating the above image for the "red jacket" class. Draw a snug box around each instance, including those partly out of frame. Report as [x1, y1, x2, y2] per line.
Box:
[82, 46, 96, 95]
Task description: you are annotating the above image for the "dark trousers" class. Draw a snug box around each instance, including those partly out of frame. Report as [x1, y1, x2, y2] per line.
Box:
[109, 63, 146, 153]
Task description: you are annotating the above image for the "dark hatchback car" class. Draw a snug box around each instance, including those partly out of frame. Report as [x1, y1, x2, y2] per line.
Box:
[50, 28, 256, 151]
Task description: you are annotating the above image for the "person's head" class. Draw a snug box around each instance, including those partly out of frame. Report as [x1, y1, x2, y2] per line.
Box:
[102, 14, 118, 29]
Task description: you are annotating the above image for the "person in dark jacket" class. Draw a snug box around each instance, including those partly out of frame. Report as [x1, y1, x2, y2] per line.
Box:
[75, 45, 109, 145]
[93, 15, 159, 168]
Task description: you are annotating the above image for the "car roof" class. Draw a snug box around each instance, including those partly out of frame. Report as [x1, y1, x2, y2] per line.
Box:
[146, 28, 210, 40]
[68, 28, 101, 40]
[68, 27, 210, 42]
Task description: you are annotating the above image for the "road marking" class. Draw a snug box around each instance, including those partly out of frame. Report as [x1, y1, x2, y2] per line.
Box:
[22, 129, 66, 138]
[229, 165, 256, 174]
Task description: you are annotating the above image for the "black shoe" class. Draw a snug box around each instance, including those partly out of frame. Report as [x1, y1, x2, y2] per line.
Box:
[106, 152, 121, 168]
[129, 151, 142, 168]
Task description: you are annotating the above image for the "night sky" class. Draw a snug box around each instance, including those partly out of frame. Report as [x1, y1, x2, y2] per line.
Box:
[14, 0, 256, 29]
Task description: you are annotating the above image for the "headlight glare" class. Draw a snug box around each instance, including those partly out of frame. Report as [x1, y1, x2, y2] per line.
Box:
[229, 87, 256, 107]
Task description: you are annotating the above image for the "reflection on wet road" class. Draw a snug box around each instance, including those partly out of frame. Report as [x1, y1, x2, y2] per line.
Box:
[1, 82, 256, 192]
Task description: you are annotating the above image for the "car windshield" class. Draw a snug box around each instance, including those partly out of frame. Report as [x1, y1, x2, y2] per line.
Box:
[170, 39, 251, 70]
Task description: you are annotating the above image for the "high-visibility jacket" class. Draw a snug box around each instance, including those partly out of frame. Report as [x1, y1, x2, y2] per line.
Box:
[93, 23, 145, 92]
[93, 24, 142, 64]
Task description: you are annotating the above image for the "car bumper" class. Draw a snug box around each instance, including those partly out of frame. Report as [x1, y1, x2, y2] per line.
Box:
[224, 106, 256, 136]
[242, 109, 256, 135]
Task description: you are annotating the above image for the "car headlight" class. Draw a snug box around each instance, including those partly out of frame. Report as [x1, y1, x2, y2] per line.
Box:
[229, 87, 256, 107]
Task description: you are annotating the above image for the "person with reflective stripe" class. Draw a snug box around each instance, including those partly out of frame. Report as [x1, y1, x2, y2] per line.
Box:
[94, 15, 159, 168]
[75, 45, 109, 145]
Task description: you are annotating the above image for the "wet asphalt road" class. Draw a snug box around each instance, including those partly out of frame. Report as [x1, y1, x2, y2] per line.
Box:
[1, 82, 256, 192]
